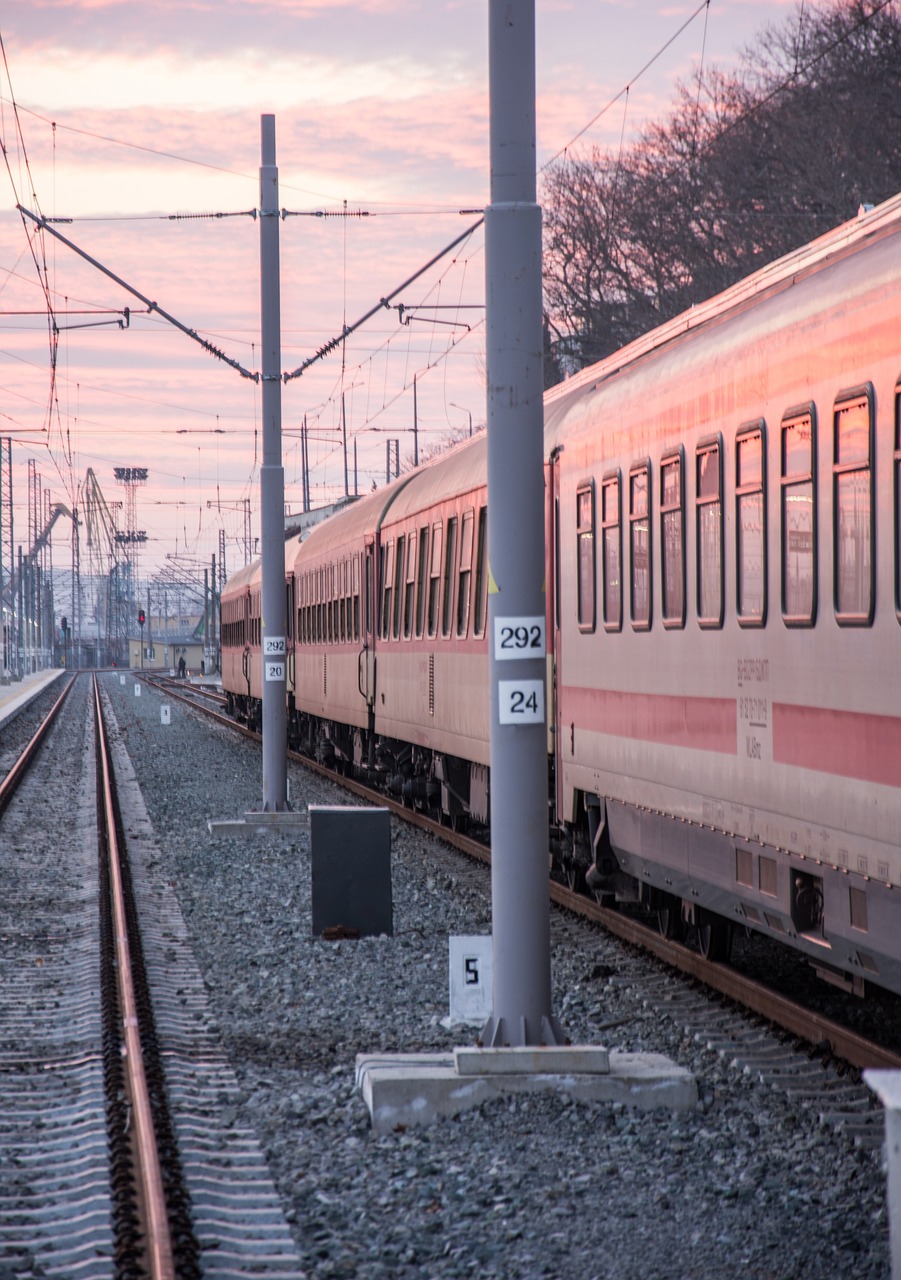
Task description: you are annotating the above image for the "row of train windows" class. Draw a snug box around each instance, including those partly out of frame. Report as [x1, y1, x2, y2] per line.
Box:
[223, 597, 261, 648]
[295, 558, 362, 645]
[575, 383, 888, 632]
[378, 508, 488, 643]
[293, 507, 490, 646]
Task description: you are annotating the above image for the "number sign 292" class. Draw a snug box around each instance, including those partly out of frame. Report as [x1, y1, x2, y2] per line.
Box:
[494, 615, 545, 660]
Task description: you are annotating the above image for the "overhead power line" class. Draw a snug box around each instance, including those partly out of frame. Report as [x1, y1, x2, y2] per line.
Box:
[282, 217, 484, 382]
[17, 204, 258, 380]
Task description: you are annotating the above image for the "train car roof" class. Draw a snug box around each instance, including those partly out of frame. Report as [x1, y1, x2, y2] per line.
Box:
[541, 190, 901, 446]
[220, 558, 260, 597]
[287, 470, 418, 568]
[376, 433, 486, 525]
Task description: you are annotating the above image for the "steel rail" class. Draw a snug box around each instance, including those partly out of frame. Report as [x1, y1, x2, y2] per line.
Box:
[547, 881, 901, 1072]
[92, 674, 175, 1280]
[0, 676, 75, 817]
[155, 677, 901, 1072]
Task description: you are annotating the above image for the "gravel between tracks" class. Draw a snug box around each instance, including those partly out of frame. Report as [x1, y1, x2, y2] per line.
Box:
[103, 674, 889, 1280]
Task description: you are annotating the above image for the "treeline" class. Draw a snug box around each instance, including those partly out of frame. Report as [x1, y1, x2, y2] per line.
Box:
[542, 0, 901, 382]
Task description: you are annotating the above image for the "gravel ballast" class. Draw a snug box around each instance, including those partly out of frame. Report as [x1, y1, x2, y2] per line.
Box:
[102, 674, 889, 1280]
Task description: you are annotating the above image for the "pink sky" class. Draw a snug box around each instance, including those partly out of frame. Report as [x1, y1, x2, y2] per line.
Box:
[0, 0, 796, 595]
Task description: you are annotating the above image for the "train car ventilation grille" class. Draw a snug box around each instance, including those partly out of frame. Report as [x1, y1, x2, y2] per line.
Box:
[759, 856, 778, 897]
[323, 655, 327, 697]
[735, 848, 754, 887]
[428, 654, 435, 717]
[849, 886, 868, 932]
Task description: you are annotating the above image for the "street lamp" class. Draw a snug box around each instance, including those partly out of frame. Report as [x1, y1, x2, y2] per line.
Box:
[450, 401, 473, 437]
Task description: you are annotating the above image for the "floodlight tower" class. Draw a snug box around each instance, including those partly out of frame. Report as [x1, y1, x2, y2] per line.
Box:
[114, 465, 148, 611]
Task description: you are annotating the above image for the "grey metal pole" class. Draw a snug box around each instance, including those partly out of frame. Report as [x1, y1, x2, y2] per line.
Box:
[302, 415, 310, 513]
[413, 374, 419, 467]
[480, 0, 563, 1048]
[259, 113, 288, 810]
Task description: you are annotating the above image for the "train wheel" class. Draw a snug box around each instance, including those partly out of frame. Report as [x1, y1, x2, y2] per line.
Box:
[657, 894, 685, 943]
[566, 862, 587, 893]
[696, 911, 732, 963]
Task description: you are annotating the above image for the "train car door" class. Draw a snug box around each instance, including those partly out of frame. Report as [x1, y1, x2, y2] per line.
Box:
[358, 538, 377, 708]
[548, 448, 564, 822]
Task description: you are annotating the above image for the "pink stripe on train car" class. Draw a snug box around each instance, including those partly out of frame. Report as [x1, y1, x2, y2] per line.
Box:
[563, 686, 737, 754]
[773, 703, 901, 788]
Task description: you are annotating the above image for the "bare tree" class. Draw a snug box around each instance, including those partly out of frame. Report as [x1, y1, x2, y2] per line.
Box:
[543, 0, 901, 378]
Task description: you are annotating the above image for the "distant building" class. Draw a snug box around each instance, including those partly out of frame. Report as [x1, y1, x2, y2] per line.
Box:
[128, 632, 206, 674]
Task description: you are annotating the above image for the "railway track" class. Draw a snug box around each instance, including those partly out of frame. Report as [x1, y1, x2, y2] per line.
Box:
[140, 672, 901, 1088]
[0, 673, 305, 1277]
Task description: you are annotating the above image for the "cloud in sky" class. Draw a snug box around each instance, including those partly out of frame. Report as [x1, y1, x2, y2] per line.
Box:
[0, 0, 794, 592]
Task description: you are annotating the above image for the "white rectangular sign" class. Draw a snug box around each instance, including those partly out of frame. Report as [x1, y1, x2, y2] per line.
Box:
[264, 635, 286, 656]
[498, 679, 544, 725]
[264, 659, 286, 682]
[134, 683, 141, 697]
[160, 705, 171, 725]
[449, 935, 493, 1025]
[494, 615, 546, 660]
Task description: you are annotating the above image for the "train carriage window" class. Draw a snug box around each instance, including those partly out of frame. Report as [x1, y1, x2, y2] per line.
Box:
[457, 509, 475, 637]
[393, 535, 406, 639]
[660, 452, 685, 628]
[736, 423, 767, 625]
[428, 523, 443, 637]
[697, 438, 724, 628]
[404, 534, 417, 638]
[834, 386, 874, 625]
[576, 483, 596, 632]
[781, 406, 817, 626]
[380, 541, 394, 640]
[442, 517, 458, 638]
[352, 556, 361, 640]
[344, 560, 352, 643]
[602, 473, 622, 631]
[629, 463, 651, 630]
[474, 505, 489, 638]
[329, 564, 336, 643]
[415, 527, 429, 637]
[364, 549, 374, 639]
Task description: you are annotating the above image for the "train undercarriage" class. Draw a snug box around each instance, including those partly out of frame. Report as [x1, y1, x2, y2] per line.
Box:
[225, 688, 893, 999]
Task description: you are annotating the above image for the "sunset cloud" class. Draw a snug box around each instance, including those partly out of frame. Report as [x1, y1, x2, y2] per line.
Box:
[0, 0, 794, 583]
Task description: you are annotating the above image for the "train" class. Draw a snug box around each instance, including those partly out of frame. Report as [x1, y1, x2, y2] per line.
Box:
[221, 192, 901, 999]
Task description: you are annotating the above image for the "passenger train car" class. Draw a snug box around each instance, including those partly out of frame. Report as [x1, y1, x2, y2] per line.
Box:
[221, 194, 901, 998]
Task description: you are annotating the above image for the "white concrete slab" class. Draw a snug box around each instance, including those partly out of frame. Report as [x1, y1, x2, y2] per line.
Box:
[864, 1070, 901, 1280]
[207, 812, 310, 838]
[454, 1045, 610, 1075]
[356, 1048, 697, 1134]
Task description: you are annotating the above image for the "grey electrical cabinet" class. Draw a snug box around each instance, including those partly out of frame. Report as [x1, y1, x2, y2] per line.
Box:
[310, 806, 393, 938]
